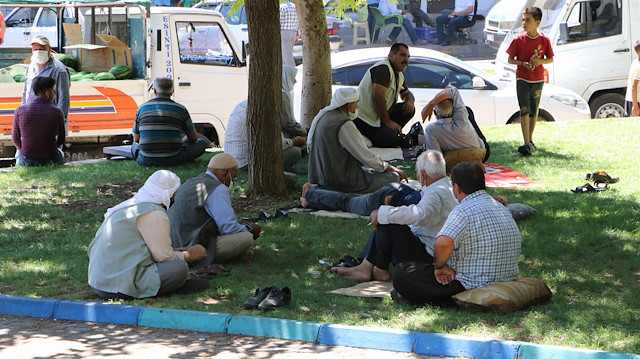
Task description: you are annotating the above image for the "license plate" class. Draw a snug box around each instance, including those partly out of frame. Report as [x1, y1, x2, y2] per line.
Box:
[487, 33, 495, 42]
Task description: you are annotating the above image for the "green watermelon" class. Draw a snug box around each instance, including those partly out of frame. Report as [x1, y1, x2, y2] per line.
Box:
[70, 73, 84, 81]
[108, 65, 133, 80]
[94, 72, 116, 81]
[13, 74, 26, 82]
[82, 73, 97, 80]
[67, 67, 77, 74]
[59, 54, 79, 71]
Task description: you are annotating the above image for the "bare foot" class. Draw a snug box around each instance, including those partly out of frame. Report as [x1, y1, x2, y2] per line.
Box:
[238, 250, 254, 263]
[331, 263, 373, 282]
[372, 267, 391, 281]
[300, 182, 313, 208]
[383, 195, 394, 205]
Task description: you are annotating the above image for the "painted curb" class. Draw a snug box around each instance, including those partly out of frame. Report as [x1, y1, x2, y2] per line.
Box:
[0, 295, 56, 319]
[138, 307, 231, 333]
[414, 332, 521, 359]
[227, 315, 321, 342]
[518, 343, 640, 359]
[53, 300, 141, 325]
[1, 295, 639, 359]
[318, 324, 416, 353]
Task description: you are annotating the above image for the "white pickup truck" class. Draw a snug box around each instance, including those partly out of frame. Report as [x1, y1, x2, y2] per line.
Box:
[0, 0, 248, 158]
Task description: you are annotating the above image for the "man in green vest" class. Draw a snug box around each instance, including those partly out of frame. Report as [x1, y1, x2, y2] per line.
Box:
[88, 170, 209, 300]
[354, 43, 424, 148]
[167, 154, 261, 272]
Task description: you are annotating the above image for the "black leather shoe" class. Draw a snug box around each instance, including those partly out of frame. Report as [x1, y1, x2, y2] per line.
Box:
[258, 286, 291, 310]
[176, 278, 209, 295]
[243, 286, 274, 309]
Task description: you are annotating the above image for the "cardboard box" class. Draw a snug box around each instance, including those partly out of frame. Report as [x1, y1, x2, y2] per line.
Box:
[64, 34, 132, 73]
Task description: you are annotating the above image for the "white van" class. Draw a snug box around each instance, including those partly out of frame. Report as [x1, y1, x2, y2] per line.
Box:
[495, 0, 640, 118]
[0, 3, 248, 157]
[483, 0, 526, 49]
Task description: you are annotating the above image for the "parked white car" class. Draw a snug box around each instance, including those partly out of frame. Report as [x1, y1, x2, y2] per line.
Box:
[483, 0, 526, 49]
[0, 6, 74, 48]
[294, 47, 590, 132]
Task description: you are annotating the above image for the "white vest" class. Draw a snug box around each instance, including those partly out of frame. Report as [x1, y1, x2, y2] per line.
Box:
[357, 58, 405, 127]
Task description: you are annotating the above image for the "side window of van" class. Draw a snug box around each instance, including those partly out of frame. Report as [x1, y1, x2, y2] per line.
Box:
[562, 0, 622, 44]
[6, 7, 39, 27]
[176, 21, 236, 66]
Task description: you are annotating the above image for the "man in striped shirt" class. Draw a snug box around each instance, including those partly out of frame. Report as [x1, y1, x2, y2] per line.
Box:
[131, 77, 208, 167]
[280, 0, 298, 67]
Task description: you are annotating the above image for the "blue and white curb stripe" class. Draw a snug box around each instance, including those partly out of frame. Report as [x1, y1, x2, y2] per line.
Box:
[1, 295, 638, 359]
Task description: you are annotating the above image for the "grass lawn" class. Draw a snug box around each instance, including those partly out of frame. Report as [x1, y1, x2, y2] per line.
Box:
[1, 118, 639, 354]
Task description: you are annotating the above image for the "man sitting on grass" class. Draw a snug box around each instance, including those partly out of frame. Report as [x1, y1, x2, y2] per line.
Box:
[167, 153, 261, 273]
[392, 162, 521, 306]
[88, 170, 209, 300]
[332, 150, 458, 281]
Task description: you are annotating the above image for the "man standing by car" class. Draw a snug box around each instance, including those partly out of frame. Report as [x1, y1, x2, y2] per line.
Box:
[22, 35, 70, 134]
[355, 43, 422, 148]
[280, 0, 298, 67]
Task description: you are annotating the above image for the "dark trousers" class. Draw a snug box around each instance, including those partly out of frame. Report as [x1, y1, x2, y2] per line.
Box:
[392, 260, 466, 306]
[354, 103, 415, 148]
[131, 138, 208, 167]
[409, 0, 435, 28]
[359, 224, 433, 270]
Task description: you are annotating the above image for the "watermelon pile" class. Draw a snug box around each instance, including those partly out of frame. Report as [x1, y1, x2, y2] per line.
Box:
[109, 65, 133, 80]
[0, 64, 29, 83]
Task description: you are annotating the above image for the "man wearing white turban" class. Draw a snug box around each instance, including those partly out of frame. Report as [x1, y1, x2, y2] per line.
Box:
[167, 154, 262, 272]
[88, 170, 208, 299]
[308, 88, 408, 194]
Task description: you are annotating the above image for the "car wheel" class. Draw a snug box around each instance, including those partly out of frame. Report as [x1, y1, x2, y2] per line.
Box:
[590, 93, 625, 119]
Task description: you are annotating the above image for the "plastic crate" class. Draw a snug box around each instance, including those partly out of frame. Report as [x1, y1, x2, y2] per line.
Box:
[415, 27, 437, 42]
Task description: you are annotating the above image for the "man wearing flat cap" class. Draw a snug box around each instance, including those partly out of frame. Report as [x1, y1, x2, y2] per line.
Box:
[167, 153, 261, 271]
[22, 35, 70, 134]
[307, 87, 408, 194]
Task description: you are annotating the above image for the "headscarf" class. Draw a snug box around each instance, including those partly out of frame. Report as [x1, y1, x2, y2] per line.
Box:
[103, 170, 181, 220]
[307, 87, 360, 152]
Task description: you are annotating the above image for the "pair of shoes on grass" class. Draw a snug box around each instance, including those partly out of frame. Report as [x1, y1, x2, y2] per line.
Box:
[572, 171, 619, 193]
[518, 142, 537, 156]
[243, 286, 291, 310]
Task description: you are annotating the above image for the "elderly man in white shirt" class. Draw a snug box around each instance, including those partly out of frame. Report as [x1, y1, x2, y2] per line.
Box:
[332, 150, 458, 282]
[378, 0, 426, 45]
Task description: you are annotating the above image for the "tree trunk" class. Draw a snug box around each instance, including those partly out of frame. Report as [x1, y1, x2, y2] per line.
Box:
[294, 0, 332, 130]
[245, 0, 286, 195]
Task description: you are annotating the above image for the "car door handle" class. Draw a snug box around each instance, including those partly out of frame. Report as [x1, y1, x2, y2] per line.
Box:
[614, 48, 629, 53]
[23, 31, 31, 35]
[178, 82, 191, 87]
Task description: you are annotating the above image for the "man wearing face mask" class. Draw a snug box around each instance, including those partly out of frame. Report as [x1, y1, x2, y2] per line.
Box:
[167, 153, 261, 273]
[307, 88, 408, 194]
[12, 76, 65, 166]
[22, 36, 70, 134]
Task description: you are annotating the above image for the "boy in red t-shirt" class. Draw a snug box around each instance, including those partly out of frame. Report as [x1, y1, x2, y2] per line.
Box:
[506, 7, 554, 156]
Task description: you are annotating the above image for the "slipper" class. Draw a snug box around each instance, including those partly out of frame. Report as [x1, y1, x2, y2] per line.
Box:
[332, 255, 360, 268]
[586, 171, 619, 184]
[571, 182, 608, 193]
[190, 263, 230, 279]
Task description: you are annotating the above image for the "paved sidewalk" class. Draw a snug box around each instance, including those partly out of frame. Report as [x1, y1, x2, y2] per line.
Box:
[0, 315, 447, 359]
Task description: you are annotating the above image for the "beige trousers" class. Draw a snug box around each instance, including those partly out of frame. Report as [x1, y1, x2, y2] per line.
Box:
[213, 231, 253, 263]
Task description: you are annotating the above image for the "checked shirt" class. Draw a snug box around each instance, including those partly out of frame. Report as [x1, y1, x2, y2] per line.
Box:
[279, 1, 298, 31]
[438, 190, 521, 289]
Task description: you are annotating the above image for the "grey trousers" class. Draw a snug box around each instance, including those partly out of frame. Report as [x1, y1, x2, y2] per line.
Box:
[92, 260, 188, 299]
[280, 29, 297, 67]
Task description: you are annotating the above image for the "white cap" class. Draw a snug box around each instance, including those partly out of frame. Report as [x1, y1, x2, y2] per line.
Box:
[31, 36, 51, 47]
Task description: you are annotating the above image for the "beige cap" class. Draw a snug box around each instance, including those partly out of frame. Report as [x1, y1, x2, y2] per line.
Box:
[208, 153, 238, 170]
[31, 35, 51, 46]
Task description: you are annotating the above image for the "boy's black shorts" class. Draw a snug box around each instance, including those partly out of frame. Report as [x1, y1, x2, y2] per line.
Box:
[516, 79, 544, 117]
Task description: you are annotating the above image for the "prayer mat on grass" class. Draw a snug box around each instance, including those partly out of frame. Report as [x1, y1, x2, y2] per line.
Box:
[328, 281, 394, 298]
[484, 163, 540, 189]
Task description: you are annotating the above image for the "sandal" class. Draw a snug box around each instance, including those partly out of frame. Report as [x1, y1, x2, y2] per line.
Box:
[571, 182, 609, 193]
[190, 263, 230, 279]
[586, 171, 619, 184]
[331, 255, 360, 269]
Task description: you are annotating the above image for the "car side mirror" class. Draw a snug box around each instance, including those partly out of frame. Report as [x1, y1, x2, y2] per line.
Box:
[472, 76, 487, 89]
[559, 22, 569, 43]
